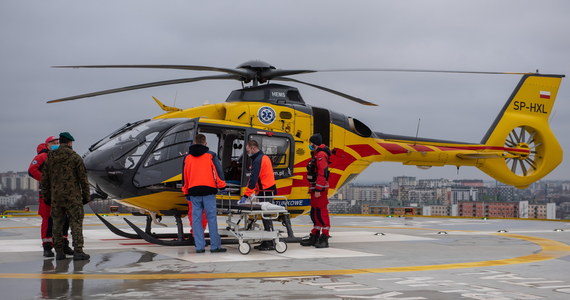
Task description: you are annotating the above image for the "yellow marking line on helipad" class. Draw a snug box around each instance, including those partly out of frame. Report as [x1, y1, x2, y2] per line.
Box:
[0, 233, 569, 280]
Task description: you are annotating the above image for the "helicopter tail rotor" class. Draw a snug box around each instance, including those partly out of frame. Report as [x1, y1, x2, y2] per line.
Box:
[476, 74, 564, 189]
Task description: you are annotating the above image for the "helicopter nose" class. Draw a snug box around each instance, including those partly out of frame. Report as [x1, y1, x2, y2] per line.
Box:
[83, 148, 136, 199]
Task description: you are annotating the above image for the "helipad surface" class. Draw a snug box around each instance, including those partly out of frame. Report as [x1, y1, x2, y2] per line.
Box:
[1, 214, 569, 299]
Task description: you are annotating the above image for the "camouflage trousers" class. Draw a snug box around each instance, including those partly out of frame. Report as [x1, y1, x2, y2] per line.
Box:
[51, 201, 84, 252]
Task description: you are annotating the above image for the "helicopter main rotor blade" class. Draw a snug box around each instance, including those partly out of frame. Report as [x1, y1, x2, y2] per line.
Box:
[273, 77, 378, 106]
[315, 68, 532, 75]
[262, 69, 317, 80]
[53, 64, 254, 78]
[47, 74, 240, 103]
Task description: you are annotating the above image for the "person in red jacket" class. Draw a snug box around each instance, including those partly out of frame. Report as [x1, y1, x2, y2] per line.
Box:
[300, 133, 331, 248]
[28, 136, 73, 257]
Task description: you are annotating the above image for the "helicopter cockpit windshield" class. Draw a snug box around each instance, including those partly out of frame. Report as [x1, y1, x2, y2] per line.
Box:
[93, 119, 183, 170]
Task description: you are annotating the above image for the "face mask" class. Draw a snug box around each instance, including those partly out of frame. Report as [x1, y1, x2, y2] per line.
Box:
[308, 145, 315, 151]
[50, 145, 59, 151]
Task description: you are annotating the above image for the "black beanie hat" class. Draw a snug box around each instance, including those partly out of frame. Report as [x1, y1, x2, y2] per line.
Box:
[309, 133, 322, 145]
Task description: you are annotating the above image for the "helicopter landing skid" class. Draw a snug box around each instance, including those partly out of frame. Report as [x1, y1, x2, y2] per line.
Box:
[95, 212, 194, 240]
[96, 211, 301, 247]
[123, 217, 241, 246]
[124, 217, 199, 246]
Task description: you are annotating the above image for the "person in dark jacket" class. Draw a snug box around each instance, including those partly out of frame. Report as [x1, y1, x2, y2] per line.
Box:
[41, 132, 91, 260]
[300, 133, 332, 248]
[28, 136, 72, 257]
[182, 134, 227, 253]
[240, 139, 277, 250]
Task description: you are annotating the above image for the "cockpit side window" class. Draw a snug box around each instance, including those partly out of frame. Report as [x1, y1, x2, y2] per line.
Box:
[143, 121, 195, 168]
[248, 134, 292, 175]
[122, 132, 159, 169]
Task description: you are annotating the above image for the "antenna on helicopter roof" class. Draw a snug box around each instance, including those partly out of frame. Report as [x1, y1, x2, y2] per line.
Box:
[413, 118, 421, 145]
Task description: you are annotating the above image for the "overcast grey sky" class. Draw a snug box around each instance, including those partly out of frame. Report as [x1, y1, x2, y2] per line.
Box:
[1, 0, 569, 184]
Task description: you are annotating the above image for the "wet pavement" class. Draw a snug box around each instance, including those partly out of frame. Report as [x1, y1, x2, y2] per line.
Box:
[1, 214, 569, 299]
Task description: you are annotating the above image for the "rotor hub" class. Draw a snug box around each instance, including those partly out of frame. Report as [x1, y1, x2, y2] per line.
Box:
[516, 143, 530, 160]
[237, 60, 275, 71]
[237, 60, 276, 85]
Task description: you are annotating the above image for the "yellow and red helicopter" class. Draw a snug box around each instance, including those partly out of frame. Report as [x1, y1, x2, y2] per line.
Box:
[48, 61, 564, 245]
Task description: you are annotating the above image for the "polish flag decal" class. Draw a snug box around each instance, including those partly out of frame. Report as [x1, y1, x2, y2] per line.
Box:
[540, 91, 551, 99]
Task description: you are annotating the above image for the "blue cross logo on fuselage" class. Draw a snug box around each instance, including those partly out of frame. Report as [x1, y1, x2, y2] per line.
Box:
[258, 106, 276, 125]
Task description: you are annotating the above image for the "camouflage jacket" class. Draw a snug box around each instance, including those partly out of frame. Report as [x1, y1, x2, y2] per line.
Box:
[41, 144, 90, 205]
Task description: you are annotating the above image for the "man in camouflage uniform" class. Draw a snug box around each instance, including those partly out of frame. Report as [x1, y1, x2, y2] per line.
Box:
[41, 132, 91, 260]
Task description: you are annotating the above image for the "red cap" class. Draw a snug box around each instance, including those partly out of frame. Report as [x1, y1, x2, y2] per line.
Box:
[45, 136, 59, 144]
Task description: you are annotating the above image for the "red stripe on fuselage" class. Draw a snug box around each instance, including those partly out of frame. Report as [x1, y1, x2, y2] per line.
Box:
[330, 148, 357, 171]
[347, 144, 381, 157]
[294, 158, 311, 168]
[378, 143, 409, 154]
[408, 144, 434, 152]
[277, 185, 292, 195]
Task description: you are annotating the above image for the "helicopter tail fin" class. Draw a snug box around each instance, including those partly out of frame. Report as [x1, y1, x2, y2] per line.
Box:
[476, 74, 564, 189]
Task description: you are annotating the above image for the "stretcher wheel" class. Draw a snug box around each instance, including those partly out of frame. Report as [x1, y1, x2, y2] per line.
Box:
[275, 241, 287, 253]
[239, 242, 251, 255]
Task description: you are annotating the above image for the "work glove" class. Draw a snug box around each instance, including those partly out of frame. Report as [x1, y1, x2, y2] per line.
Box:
[238, 196, 248, 205]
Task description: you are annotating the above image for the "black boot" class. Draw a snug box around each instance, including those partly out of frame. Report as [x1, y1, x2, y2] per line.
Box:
[73, 250, 90, 261]
[254, 241, 275, 251]
[300, 232, 320, 247]
[314, 235, 329, 248]
[63, 239, 74, 255]
[55, 249, 67, 260]
[42, 242, 54, 258]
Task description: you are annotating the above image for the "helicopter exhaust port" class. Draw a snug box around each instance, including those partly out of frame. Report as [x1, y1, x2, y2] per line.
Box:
[348, 117, 373, 137]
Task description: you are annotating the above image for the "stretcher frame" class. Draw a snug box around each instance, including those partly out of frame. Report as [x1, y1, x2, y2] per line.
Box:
[218, 194, 289, 255]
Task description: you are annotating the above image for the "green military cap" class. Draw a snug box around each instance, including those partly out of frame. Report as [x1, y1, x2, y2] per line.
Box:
[59, 132, 75, 141]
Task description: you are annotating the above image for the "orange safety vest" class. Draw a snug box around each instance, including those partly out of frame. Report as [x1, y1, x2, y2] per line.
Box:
[244, 154, 276, 197]
[182, 153, 226, 195]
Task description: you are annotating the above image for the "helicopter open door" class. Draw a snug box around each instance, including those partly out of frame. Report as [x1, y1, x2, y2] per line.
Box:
[195, 125, 295, 192]
[194, 124, 246, 187]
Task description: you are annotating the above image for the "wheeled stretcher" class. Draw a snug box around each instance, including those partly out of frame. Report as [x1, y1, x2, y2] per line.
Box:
[218, 194, 289, 255]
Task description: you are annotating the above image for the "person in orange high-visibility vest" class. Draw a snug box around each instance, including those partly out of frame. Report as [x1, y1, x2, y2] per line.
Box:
[182, 134, 226, 253]
[184, 140, 225, 237]
[239, 139, 277, 250]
